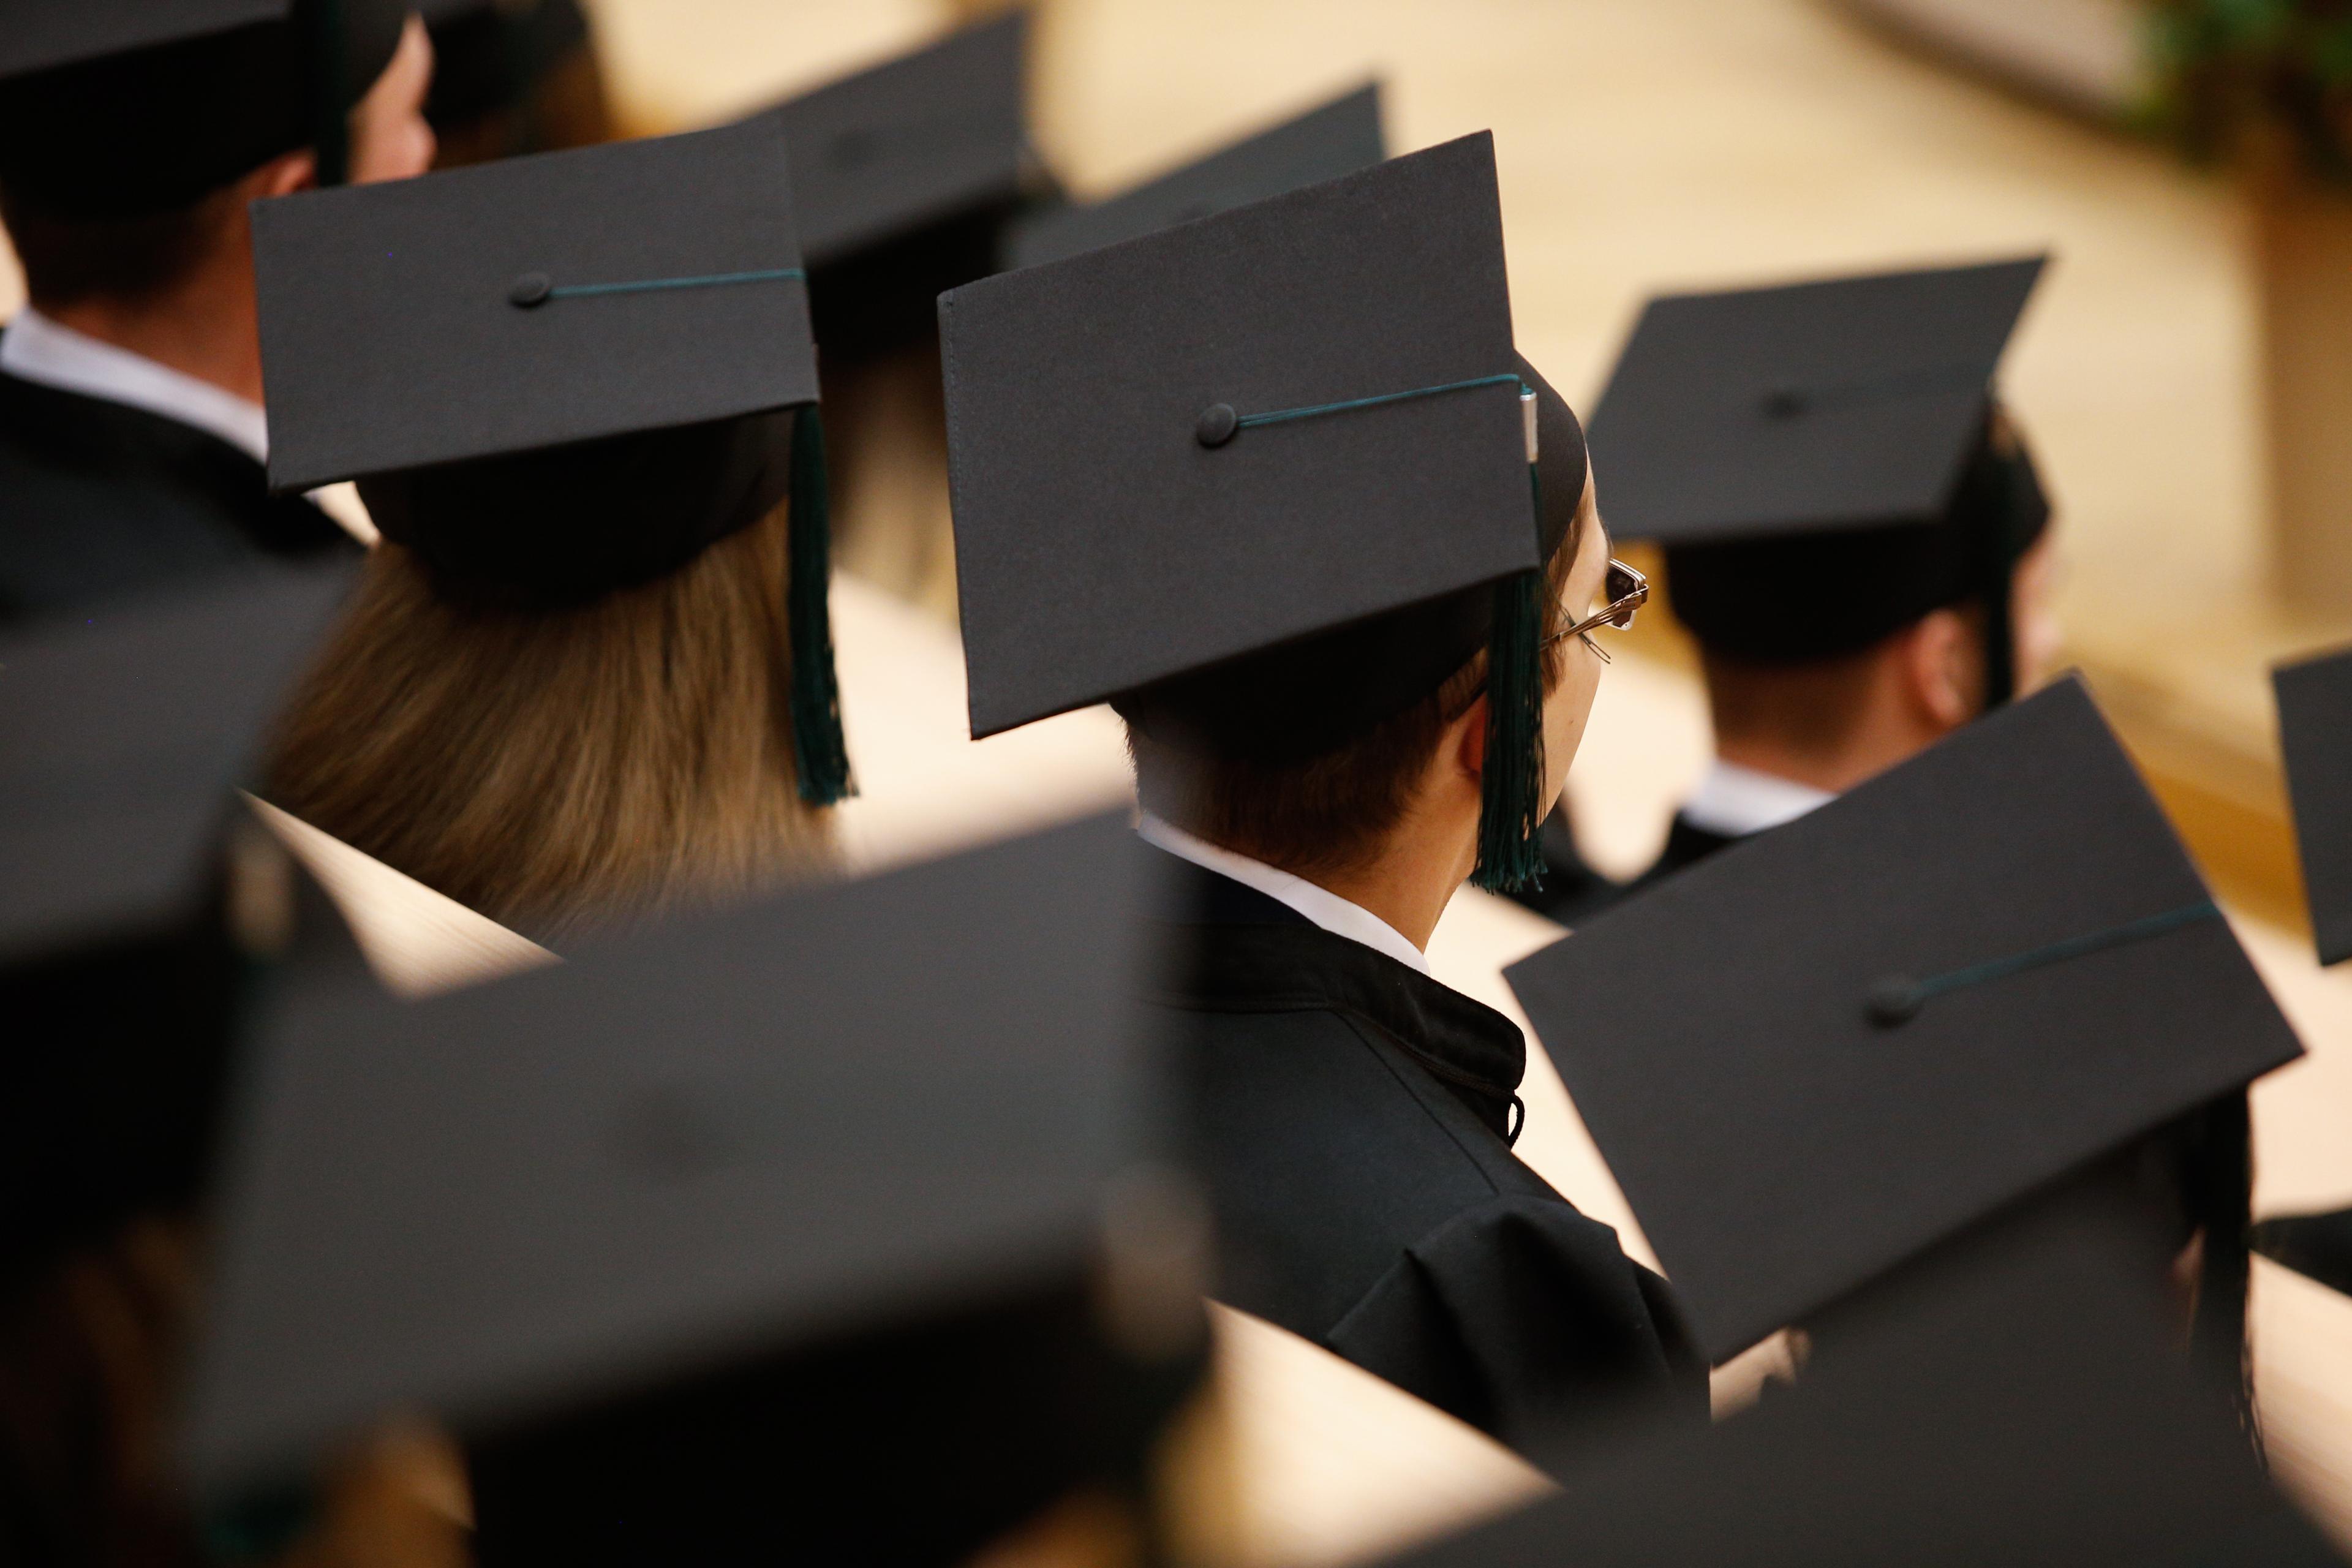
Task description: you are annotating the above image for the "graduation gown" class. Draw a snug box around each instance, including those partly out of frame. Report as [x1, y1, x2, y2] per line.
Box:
[1628, 812, 1740, 891]
[1150, 856, 1706, 1453]
[0, 369, 358, 624]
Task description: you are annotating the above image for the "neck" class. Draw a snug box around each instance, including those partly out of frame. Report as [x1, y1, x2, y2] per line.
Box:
[40, 249, 264, 407]
[1286, 809, 1477, 953]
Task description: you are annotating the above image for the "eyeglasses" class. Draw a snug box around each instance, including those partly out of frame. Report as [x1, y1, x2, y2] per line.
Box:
[1542, 559, 1649, 663]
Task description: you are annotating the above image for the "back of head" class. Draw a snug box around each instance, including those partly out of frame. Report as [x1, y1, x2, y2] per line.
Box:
[1665, 414, 2049, 671]
[268, 495, 832, 940]
[1123, 486, 1588, 883]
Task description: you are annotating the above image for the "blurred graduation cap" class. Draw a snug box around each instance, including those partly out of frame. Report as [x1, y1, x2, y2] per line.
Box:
[749, 12, 1047, 356]
[412, 0, 597, 146]
[183, 814, 1209, 1564]
[943, 133, 1589, 891]
[251, 118, 851, 802]
[1006, 81, 1385, 270]
[0, 562, 353, 1276]
[1590, 257, 2051, 701]
[2274, 643, 2352, 965]
[2254, 1207, 2352, 1300]
[1393, 1191, 2329, 1568]
[1505, 676, 2301, 1363]
[0, 0, 412, 216]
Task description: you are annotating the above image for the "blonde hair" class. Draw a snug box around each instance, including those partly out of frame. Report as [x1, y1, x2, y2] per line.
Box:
[268, 499, 833, 940]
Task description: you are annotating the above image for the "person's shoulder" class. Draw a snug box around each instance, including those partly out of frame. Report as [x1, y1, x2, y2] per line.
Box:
[1326, 1191, 1708, 1446]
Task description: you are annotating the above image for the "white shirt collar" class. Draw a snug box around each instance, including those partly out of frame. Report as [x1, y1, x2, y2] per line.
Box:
[1, 307, 270, 464]
[1680, 759, 1837, 839]
[1136, 812, 1432, 976]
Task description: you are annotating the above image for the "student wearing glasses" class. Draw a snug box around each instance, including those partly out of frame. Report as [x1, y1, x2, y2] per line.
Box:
[1514, 259, 2065, 922]
[939, 138, 1703, 1455]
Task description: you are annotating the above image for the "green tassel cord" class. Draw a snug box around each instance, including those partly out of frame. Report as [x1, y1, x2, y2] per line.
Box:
[788, 405, 855, 805]
[306, 0, 350, 189]
[1471, 467, 1551, 894]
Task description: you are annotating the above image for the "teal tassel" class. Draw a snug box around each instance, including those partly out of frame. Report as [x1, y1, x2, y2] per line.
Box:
[788, 405, 854, 805]
[1471, 467, 1550, 895]
[203, 1483, 317, 1565]
[307, 0, 350, 189]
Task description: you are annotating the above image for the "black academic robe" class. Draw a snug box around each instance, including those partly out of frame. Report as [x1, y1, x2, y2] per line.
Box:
[0, 368, 358, 625]
[1628, 812, 1740, 892]
[1150, 856, 1706, 1454]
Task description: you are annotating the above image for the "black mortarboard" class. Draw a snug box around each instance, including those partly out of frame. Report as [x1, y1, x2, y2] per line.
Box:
[1591, 258, 2051, 688]
[1504, 676, 2302, 1363]
[252, 118, 850, 800]
[943, 134, 1588, 890]
[2254, 1205, 2352, 1300]
[0, 0, 410, 217]
[1006, 82, 1385, 271]
[2274, 644, 2352, 965]
[184, 815, 1208, 1563]
[0, 563, 352, 1276]
[752, 13, 1043, 358]
[1395, 1192, 2320, 1568]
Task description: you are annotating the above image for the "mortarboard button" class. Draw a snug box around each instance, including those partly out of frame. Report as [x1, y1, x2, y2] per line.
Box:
[1864, 975, 1922, 1027]
[1196, 403, 1239, 448]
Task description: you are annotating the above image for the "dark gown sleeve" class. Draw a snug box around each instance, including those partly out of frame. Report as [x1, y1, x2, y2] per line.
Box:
[1324, 1193, 1708, 1454]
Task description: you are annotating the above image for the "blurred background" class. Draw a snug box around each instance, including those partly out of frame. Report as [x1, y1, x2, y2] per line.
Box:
[0, 0, 2332, 914]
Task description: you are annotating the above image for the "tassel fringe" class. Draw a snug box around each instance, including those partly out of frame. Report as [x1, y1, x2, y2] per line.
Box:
[788, 405, 855, 805]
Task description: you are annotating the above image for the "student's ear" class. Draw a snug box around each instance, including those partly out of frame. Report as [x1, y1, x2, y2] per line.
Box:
[1902, 608, 1977, 732]
[255, 149, 318, 202]
[1450, 694, 1489, 780]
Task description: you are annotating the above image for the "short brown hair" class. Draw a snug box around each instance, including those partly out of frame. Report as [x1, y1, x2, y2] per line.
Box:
[1700, 598, 1990, 758]
[0, 179, 245, 312]
[266, 498, 834, 938]
[1132, 490, 1591, 880]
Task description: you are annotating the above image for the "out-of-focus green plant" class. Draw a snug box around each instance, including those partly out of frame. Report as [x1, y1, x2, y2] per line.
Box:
[2140, 0, 2352, 181]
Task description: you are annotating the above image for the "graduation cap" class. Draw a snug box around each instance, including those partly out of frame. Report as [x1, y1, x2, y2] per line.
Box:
[1589, 258, 2051, 698]
[1393, 1190, 2322, 1568]
[0, 0, 410, 217]
[1504, 676, 2302, 1363]
[2274, 643, 2352, 965]
[0, 562, 353, 1276]
[251, 118, 850, 802]
[183, 813, 1208, 1563]
[2253, 1206, 2352, 1300]
[943, 133, 1589, 891]
[1006, 81, 1385, 271]
[749, 12, 1044, 356]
